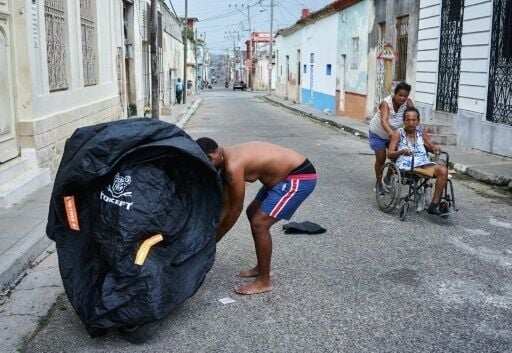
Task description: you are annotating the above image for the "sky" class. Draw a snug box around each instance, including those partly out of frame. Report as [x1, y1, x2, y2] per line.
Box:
[167, 0, 332, 54]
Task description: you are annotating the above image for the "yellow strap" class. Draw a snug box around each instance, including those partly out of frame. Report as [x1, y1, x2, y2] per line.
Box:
[134, 234, 164, 266]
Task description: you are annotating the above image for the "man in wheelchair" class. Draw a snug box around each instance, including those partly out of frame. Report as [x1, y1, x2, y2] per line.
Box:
[387, 107, 449, 217]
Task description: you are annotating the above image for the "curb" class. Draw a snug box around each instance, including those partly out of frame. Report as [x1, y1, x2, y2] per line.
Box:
[263, 95, 511, 188]
[262, 95, 368, 139]
[0, 221, 52, 293]
[177, 98, 202, 129]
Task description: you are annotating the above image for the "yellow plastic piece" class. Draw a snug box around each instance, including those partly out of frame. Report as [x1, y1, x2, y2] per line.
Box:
[134, 234, 164, 266]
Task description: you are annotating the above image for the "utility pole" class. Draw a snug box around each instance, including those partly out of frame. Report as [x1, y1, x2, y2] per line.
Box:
[150, 0, 159, 118]
[183, 0, 188, 104]
[268, 0, 273, 94]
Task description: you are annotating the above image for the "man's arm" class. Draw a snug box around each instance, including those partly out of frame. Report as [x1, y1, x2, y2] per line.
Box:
[216, 167, 245, 242]
[387, 131, 411, 159]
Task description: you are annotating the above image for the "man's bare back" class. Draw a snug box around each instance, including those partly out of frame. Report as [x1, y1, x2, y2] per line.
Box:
[223, 142, 306, 188]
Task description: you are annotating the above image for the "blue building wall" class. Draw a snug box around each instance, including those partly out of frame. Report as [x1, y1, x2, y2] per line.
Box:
[301, 88, 336, 113]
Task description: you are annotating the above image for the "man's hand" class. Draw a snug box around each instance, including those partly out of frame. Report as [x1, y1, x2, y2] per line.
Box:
[400, 148, 412, 156]
[433, 146, 441, 156]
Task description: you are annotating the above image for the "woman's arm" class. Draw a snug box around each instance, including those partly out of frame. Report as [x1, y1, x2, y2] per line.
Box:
[379, 101, 394, 137]
[407, 98, 415, 107]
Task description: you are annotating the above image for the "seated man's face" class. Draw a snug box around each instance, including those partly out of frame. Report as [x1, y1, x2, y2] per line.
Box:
[404, 113, 420, 132]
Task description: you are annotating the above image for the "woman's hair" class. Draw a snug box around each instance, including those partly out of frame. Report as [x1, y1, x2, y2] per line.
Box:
[394, 82, 411, 94]
[403, 106, 420, 121]
[196, 137, 218, 154]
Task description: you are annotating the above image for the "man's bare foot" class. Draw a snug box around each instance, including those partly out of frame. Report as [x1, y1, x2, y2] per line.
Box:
[234, 278, 273, 295]
[237, 267, 273, 277]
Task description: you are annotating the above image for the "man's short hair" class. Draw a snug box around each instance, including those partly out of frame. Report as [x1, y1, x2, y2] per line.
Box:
[394, 82, 411, 94]
[196, 137, 218, 154]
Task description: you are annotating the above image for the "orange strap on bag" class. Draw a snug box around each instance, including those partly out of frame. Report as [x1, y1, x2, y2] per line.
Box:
[64, 196, 80, 231]
[134, 234, 164, 266]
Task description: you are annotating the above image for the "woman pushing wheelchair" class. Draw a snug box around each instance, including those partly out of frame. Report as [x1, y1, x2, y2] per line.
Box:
[387, 107, 450, 218]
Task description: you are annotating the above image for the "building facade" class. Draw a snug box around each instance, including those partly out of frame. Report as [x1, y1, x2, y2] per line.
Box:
[415, 0, 512, 157]
[162, 3, 183, 107]
[336, 0, 371, 120]
[367, 0, 420, 117]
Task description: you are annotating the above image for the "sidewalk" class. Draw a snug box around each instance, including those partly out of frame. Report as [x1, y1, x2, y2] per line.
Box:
[263, 94, 512, 189]
[0, 96, 203, 293]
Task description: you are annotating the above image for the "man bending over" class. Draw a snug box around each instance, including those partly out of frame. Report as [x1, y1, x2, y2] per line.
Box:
[196, 138, 317, 295]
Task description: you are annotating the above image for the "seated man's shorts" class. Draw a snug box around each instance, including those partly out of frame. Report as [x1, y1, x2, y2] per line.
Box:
[369, 130, 390, 151]
[255, 160, 317, 220]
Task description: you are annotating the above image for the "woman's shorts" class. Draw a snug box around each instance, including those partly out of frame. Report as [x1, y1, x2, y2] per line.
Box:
[369, 130, 390, 151]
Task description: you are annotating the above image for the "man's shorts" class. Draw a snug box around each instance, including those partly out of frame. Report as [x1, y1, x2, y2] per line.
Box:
[255, 174, 317, 220]
[369, 130, 390, 151]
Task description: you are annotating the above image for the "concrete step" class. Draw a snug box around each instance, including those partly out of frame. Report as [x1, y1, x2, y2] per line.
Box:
[0, 158, 31, 185]
[421, 121, 454, 135]
[429, 133, 457, 146]
[0, 168, 51, 208]
[430, 110, 456, 125]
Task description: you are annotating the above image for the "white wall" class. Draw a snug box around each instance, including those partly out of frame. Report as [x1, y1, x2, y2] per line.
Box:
[458, 0, 492, 114]
[415, 0, 441, 107]
[275, 29, 302, 88]
[415, 0, 493, 115]
[28, 0, 120, 119]
[300, 14, 338, 96]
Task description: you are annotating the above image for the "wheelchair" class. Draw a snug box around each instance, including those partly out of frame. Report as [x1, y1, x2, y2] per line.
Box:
[375, 152, 457, 221]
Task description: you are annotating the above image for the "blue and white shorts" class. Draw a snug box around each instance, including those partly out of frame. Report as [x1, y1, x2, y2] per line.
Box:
[255, 174, 317, 220]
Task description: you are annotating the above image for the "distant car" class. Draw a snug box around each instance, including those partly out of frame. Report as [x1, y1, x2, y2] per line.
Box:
[233, 81, 247, 91]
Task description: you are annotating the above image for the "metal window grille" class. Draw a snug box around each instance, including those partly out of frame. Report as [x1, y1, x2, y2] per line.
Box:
[45, 0, 68, 91]
[80, 0, 97, 86]
[486, 0, 512, 125]
[141, 2, 148, 41]
[351, 37, 359, 69]
[375, 22, 386, 109]
[394, 16, 408, 82]
[142, 43, 150, 106]
[436, 0, 464, 113]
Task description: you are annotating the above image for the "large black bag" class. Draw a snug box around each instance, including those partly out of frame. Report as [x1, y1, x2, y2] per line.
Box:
[46, 118, 222, 334]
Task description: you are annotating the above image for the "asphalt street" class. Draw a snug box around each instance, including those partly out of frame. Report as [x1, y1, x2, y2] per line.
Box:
[24, 88, 512, 353]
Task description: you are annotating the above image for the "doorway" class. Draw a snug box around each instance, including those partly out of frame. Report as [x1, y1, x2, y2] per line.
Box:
[339, 54, 346, 112]
[0, 21, 19, 163]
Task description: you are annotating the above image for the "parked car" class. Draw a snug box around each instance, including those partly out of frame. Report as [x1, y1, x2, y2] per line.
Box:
[233, 81, 247, 91]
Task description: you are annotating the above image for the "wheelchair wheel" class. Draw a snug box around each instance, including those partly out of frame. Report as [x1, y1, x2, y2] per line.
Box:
[376, 162, 401, 213]
[398, 200, 409, 221]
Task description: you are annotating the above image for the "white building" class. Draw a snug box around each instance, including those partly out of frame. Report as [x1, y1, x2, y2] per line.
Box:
[415, 0, 512, 157]
[0, 0, 124, 207]
[275, 6, 339, 113]
[162, 3, 184, 108]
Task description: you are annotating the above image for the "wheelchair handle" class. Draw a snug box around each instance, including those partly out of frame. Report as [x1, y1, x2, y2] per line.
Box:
[439, 151, 449, 165]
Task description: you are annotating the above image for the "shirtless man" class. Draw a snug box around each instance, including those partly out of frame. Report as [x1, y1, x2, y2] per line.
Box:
[196, 138, 317, 295]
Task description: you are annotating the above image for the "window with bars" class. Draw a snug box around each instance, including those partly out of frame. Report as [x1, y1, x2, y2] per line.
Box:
[351, 37, 359, 69]
[79, 0, 97, 86]
[395, 16, 409, 82]
[45, 0, 68, 91]
[503, 0, 512, 59]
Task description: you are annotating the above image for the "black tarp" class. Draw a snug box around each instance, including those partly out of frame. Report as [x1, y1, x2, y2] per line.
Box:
[46, 118, 222, 333]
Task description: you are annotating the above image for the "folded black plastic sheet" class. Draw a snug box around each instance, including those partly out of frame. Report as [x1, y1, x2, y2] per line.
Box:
[46, 118, 222, 332]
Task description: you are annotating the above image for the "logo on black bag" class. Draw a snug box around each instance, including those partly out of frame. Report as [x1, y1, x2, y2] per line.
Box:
[100, 173, 134, 210]
[109, 173, 132, 198]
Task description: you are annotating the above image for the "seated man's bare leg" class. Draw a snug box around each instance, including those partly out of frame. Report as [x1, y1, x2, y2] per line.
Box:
[431, 165, 448, 203]
[235, 210, 277, 295]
